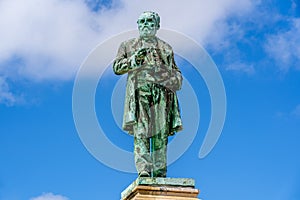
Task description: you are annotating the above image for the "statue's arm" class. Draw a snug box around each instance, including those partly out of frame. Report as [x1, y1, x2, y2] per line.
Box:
[113, 42, 131, 75]
[113, 42, 142, 75]
[168, 50, 183, 91]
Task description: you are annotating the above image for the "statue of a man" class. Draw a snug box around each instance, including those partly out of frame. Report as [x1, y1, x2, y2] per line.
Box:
[113, 11, 183, 177]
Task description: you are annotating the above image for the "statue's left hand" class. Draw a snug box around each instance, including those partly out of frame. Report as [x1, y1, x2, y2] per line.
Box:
[160, 76, 179, 91]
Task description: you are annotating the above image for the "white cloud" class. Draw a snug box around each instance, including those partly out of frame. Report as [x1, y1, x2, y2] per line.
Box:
[30, 193, 69, 200]
[0, 0, 259, 105]
[226, 62, 255, 75]
[291, 104, 300, 117]
[0, 0, 256, 82]
[275, 104, 300, 119]
[0, 76, 21, 106]
[264, 18, 300, 72]
[0, 0, 101, 81]
[111, 0, 255, 42]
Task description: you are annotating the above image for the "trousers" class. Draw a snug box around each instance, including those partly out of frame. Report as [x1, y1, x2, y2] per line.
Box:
[133, 82, 169, 177]
[134, 134, 168, 177]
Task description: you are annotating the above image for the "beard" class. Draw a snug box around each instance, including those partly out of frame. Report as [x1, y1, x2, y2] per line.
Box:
[139, 26, 157, 38]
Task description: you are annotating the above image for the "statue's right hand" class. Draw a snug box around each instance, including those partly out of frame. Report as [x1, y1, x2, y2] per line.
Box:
[130, 48, 148, 69]
[135, 48, 148, 61]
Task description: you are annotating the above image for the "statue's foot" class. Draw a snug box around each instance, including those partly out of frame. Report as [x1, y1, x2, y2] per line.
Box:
[153, 173, 166, 178]
[152, 169, 166, 178]
[139, 171, 150, 177]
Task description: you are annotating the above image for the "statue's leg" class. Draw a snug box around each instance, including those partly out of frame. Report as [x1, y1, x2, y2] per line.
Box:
[133, 84, 153, 177]
[134, 136, 151, 177]
[151, 133, 168, 177]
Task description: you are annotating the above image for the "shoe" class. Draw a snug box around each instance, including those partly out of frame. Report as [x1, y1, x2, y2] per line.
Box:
[139, 171, 150, 177]
[155, 174, 166, 178]
[153, 169, 166, 178]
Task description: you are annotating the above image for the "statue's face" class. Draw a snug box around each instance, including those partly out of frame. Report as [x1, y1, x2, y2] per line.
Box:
[137, 13, 158, 38]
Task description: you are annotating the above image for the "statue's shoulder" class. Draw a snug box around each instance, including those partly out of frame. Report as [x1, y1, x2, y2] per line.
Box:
[121, 38, 139, 47]
[156, 37, 173, 51]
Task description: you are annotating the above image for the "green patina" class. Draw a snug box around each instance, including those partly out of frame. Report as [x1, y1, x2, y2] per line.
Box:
[113, 11, 183, 178]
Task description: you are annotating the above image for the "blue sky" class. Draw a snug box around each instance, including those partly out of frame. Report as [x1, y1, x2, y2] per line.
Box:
[1, 0, 300, 200]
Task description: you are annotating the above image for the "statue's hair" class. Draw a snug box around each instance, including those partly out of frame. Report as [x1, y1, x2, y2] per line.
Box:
[138, 11, 160, 29]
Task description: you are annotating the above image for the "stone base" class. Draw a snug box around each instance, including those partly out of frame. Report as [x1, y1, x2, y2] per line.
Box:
[121, 178, 200, 200]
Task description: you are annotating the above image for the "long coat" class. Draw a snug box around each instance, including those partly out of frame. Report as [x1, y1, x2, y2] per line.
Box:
[113, 37, 183, 136]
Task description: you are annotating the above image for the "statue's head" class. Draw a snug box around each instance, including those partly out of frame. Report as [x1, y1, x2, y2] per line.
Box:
[137, 11, 160, 39]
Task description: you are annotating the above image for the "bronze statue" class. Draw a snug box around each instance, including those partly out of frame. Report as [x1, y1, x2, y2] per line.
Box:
[113, 11, 183, 177]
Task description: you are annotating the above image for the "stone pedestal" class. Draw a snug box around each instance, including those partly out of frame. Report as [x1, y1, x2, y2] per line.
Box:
[121, 178, 200, 200]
